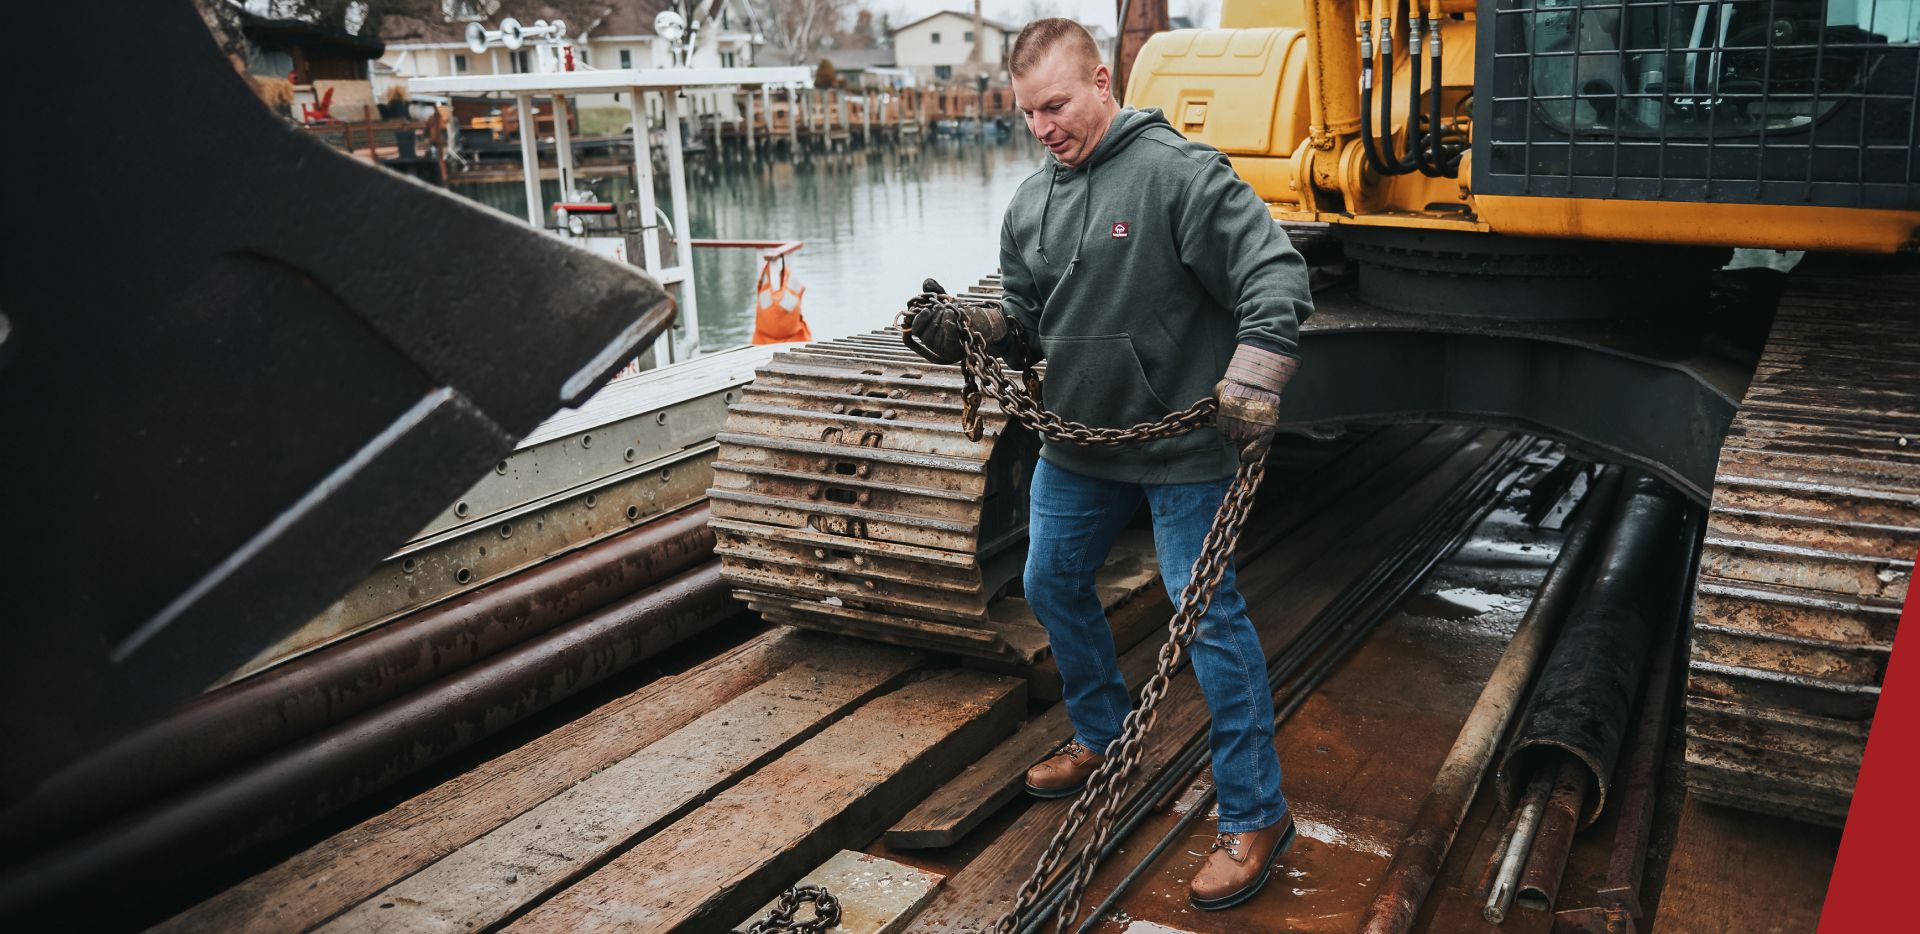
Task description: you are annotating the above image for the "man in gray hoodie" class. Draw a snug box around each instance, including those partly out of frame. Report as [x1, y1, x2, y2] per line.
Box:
[911, 18, 1313, 911]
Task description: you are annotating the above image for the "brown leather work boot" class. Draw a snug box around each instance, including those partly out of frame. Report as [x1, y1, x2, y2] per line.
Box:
[1188, 813, 1297, 910]
[1023, 740, 1106, 799]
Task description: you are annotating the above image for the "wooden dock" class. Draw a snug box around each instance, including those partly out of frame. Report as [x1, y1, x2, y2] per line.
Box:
[141, 421, 1841, 933]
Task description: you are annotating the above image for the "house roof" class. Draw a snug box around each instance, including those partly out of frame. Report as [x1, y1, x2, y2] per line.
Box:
[888, 10, 1018, 37]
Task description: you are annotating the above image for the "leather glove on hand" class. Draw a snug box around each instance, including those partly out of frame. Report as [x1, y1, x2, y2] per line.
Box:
[910, 278, 1009, 365]
[1215, 344, 1300, 443]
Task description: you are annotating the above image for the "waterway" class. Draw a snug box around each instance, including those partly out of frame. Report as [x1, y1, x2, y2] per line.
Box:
[454, 132, 1048, 350]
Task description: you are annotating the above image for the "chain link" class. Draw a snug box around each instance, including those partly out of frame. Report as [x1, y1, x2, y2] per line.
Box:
[746, 884, 842, 934]
[900, 292, 1269, 933]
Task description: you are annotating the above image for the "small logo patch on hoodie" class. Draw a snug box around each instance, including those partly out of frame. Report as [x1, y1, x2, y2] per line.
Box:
[1111, 222, 1130, 239]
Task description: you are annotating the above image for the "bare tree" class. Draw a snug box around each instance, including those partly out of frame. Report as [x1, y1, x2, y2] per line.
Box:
[750, 0, 861, 65]
[254, 1, 616, 43]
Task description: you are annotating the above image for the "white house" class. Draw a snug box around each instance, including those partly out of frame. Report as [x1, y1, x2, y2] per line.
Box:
[888, 10, 1017, 84]
[379, 0, 768, 121]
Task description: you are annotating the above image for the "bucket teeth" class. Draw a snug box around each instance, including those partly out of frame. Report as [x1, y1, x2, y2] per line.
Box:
[711, 286, 1048, 661]
[1686, 271, 1920, 826]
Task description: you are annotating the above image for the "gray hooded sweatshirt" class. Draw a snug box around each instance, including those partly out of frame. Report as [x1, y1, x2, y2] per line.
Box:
[999, 107, 1311, 485]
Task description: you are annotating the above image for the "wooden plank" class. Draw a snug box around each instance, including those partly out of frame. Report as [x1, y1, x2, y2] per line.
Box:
[731, 851, 944, 934]
[889, 589, 1175, 849]
[156, 628, 843, 934]
[504, 671, 1027, 932]
[886, 426, 1472, 850]
[1651, 795, 1837, 934]
[900, 432, 1506, 931]
[317, 642, 927, 934]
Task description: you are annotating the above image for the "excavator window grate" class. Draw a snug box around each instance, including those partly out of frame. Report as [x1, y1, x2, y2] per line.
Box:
[1473, 0, 1920, 208]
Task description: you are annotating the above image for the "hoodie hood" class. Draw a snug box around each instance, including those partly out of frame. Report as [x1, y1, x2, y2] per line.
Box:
[1035, 107, 1172, 276]
[1072, 106, 1171, 172]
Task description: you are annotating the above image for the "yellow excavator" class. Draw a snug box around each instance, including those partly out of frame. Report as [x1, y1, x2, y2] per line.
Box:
[1114, 0, 1918, 826]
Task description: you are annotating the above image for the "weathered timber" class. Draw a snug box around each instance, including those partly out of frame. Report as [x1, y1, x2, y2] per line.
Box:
[319, 642, 928, 933]
[155, 628, 847, 934]
[1650, 796, 1837, 934]
[886, 426, 1474, 850]
[900, 432, 1506, 931]
[732, 850, 944, 934]
[504, 671, 1026, 932]
[888, 592, 1174, 850]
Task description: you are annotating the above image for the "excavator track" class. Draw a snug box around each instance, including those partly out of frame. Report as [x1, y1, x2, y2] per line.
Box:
[1687, 266, 1920, 825]
[710, 278, 1054, 661]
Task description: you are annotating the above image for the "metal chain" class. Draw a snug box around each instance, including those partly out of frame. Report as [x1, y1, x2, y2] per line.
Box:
[902, 292, 1220, 446]
[746, 884, 842, 934]
[899, 292, 1269, 933]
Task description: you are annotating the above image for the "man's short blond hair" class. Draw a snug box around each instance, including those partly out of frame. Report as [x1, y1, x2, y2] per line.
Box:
[1008, 18, 1102, 78]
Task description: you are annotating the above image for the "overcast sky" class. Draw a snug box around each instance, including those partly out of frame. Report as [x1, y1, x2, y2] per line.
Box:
[875, 1, 1223, 33]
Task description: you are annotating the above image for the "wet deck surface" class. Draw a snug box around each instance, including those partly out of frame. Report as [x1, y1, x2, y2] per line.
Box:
[1072, 502, 1563, 933]
[876, 492, 1840, 934]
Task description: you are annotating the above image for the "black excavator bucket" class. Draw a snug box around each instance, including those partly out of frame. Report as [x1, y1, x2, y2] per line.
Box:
[0, 1, 675, 801]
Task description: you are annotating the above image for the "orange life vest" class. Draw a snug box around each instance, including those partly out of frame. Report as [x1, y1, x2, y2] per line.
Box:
[751, 256, 813, 345]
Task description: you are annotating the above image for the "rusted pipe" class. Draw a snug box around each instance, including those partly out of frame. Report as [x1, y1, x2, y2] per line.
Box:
[1357, 467, 1620, 934]
[0, 562, 737, 922]
[1553, 514, 1697, 932]
[0, 504, 714, 853]
[1497, 471, 1688, 826]
[1486, 769, 1553, 924]
[1517, 758, 1589, 913]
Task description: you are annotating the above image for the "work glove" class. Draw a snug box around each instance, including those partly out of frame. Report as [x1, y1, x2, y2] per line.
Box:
[909, 278, 1009, 365]
[1215, 344, 1299, 444]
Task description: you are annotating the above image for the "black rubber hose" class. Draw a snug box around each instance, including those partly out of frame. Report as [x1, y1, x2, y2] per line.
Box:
[1430, 27, 1461, 176]
[1359, 24, 1395, 176]
[1407, 15, 1437, 175]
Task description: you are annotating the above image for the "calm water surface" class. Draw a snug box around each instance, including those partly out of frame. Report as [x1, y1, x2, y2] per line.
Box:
[458, 134, 1049, 349]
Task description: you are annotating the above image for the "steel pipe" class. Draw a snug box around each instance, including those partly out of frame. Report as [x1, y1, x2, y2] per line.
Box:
[1516, 757, 1588, 912]
[1358, 467, 1620, 934]
[1486, 769, 1554, 924]
[1552, 512, 1698, 932]
[1497, 471, 1689, 826]
[0, 562, 737, 923]
[0, 504, 715, 853]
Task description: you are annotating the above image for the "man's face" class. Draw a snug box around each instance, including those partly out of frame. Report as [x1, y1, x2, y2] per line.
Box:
[1012, 46, 1113, 168]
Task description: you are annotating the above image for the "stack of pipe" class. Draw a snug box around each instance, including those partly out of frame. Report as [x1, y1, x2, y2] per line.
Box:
[0, 501, 738, 919]
[1485, 471, 1691, 922]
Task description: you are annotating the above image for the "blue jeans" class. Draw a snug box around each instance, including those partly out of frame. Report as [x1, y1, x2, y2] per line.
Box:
[1024, 458, 1288, 833]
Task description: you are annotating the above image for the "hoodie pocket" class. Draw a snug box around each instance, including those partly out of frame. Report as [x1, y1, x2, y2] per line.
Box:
[1040, 333, 1176, 430]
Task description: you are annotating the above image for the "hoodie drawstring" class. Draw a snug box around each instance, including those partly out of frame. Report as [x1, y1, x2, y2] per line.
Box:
[1036, 170, 1058, 267]
[1038, 161, 1094, 280]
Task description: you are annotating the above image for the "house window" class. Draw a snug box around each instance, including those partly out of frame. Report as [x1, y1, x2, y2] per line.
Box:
[964, 31, 974, 42]
[453, 53, 468, 74]
[935, 64, 952, 80]
[619, 49, 632, 69]
[721, 51, 737, 68]
[930, 32, 941, 44]
[577, 47, 589, 65]
[511, 49, 530, 73]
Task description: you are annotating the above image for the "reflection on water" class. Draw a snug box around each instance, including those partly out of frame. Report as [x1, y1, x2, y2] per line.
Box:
[454, 133, 1047, 349]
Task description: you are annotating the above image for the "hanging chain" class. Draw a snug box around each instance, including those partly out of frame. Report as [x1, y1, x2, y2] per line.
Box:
[898, 292, 1270, 933]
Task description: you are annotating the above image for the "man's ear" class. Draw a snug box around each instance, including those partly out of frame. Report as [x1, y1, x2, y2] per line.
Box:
[1093, 62, 1111, 97]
